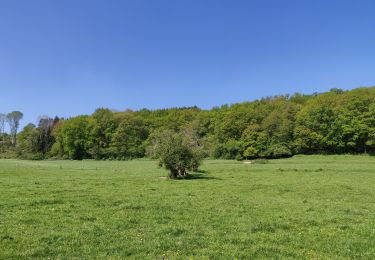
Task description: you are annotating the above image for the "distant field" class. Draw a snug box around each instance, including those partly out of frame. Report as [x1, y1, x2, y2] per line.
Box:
[1, 155, 375, 258]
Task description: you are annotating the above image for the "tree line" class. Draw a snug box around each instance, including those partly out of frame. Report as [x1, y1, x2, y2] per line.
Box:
[1, 87, 374, 161]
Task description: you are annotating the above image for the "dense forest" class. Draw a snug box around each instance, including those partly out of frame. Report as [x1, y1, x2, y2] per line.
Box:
[1, 87, 374, 160]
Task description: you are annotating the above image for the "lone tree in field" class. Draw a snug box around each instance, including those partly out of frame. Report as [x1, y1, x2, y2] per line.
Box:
[6, 111, 23, 146]
[147, 129, 202, 179]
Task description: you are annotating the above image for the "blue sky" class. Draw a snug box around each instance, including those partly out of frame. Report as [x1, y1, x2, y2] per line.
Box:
[1, 0, 375, 128]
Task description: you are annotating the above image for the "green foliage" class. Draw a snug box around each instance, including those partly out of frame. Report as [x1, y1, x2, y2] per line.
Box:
[1, 86, 375, 160]
[243, 146, 259, 158]
[89, 108, 117, 159]
[111, 114, 148, 159]
[181, 120, 210, 168]
[294, 88, 375, 154]
[37, 117, 59, 156]
[16, 123, 37, 157]
[213, 139, 245, 159]
[6, 111, 23, 146]
[59, 116, 93, 160]
[147, 129, 202, 178]
[0, 113, 6, 153]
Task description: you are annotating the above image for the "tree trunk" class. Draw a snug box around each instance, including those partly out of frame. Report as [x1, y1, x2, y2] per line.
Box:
[12, 133, 17, 147]
[169, 169, 178, 179]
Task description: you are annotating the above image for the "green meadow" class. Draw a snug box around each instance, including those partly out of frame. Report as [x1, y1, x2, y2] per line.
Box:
[1, 155, 374, 259]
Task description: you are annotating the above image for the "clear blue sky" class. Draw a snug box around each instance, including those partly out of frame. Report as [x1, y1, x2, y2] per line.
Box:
[1, 0, 375, 128]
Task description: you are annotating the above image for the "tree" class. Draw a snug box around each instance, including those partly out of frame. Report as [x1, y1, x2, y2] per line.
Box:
[6, 111, 23, 146]
[181, 120, 210, 170]
[35, 116, 59, 155]
[294, 88, 375, 154]
[0, 86, 374, 160]
[17, 123, 37, 158]
[50, 119, 65, 158]
[147, 129, 201, 179]
[111, 115, 148, 159]
[213, 139, 245, 160]
[90, 108, 117, 159]
[0, 113, 6, 152]
[293, 94, 336, 153]
[242, 123, 263, 158]
[365, 102, 375, 153]
[260, 101, 296, 158]
[59, 116, 93, 159]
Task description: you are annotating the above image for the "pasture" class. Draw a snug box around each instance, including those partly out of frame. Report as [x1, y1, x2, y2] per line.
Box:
[0, 155, 374, 258]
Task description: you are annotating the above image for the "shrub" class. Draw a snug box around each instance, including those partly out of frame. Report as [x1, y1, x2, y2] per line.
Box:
[147, 129, 202, 179]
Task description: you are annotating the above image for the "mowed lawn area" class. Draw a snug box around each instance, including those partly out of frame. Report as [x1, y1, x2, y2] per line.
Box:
[0, 155, 375, 259]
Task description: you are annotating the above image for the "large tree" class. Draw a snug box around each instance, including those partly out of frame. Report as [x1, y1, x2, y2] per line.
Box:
[111, 114, 148, 159]
[34, 116, 59, 155]
[0, 113, 6, 152]
[17, 123, 37, 157]
[59, 116, 93, 159]
[6, 111, 23, 146]
[90, 108, 117, 159]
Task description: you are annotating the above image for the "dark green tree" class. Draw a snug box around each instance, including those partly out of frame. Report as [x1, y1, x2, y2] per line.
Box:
[59, 116, 93, 159]
[111, 115, 148, 159]
[89, 108, 117, 159]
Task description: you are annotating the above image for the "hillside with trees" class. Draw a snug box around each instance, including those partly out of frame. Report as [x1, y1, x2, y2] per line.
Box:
[1, 87, 374, 160]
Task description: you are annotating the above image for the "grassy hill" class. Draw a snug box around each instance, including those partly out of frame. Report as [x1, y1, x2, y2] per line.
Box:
[1, 155, 374, 258]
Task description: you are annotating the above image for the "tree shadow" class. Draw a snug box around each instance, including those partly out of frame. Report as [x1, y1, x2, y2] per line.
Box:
[182, 172, 221, 181]
[193, 169, 208, 173]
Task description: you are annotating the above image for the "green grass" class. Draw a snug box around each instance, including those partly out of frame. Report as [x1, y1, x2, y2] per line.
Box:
[1, 155, 375, 259]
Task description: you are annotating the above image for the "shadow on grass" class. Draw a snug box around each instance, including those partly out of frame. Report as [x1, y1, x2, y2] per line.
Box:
[182, 172, 221, 181]
[194, 169, 208, 173]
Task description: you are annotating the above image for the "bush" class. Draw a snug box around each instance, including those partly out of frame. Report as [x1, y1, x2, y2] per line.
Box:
[266, 143, 292, 158]
[147, 129, 202, 179]
[243, 146, 259, 159]
[235, 154, 243, 161]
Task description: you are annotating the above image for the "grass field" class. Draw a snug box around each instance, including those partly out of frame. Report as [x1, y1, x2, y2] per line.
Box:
[0, 155, 375, 259]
